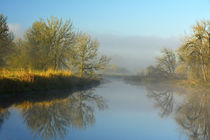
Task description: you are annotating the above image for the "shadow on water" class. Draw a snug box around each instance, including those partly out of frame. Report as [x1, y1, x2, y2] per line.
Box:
[125, 78, 210, 140]
[0, 87, 107, 140]
[0, 79, 101, 109]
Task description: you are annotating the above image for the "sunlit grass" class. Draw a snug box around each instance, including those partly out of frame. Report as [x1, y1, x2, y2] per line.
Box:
[0, 69, 73, 82]
[0, 69, 99, 94]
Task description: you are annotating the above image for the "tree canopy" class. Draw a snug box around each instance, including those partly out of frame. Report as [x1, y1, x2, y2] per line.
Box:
[24, 17, 75, 70]
[178, 20, 210, 81]
[0, 14, 109, 77]
[0, 14, 14, 68]
[73, 33, 109, 77]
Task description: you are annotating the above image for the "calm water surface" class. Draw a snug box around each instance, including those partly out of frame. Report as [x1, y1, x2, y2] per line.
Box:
[0, 77, 208, 140]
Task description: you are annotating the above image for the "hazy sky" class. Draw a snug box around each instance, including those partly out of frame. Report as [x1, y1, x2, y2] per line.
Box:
[2, 0, 210, 72]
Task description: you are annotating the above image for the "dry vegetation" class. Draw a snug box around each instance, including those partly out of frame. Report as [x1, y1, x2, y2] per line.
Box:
[0, 69, 100, 94]
[0, 14, 108, 95]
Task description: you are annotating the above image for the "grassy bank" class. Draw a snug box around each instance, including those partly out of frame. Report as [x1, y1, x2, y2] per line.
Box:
[0, 69, 100, 95]
[124, 75, 210, 89]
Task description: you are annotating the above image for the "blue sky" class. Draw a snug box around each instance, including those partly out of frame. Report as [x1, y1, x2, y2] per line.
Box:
[2, 0, 210, 37]
[1, 0, 210, 71]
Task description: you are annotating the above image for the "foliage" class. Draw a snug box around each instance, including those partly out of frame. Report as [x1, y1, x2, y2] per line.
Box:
[23, 17, 75, 70]
[178, 20, 210, 81]
[0, 14, 109, 94]
[73, 33, 110, 77]
[141, 20, 210, 85]
[0, 14, 14, 67]
[145, 65, 167, 79]
[0, 14, 109, 78]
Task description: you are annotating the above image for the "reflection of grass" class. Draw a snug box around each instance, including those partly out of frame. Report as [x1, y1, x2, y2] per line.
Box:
[0, 69, 99, 94]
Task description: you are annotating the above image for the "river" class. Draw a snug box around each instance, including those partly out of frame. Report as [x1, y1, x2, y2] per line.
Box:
[0, 77, 208, 140]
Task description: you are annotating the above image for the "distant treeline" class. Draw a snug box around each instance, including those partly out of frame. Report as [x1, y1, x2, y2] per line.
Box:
[138, 20, 210, 85]
[0, 14, 109, 77]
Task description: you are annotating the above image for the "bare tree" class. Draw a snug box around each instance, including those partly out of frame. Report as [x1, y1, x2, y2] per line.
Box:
[178, 20, 210, 81]
[73, 33, 109, 77]
[25, 17, 75, 70]
[156, 48, 177, 77]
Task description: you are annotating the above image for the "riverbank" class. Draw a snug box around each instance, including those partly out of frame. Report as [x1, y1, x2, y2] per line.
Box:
[124, 75, 210, 89]
[0, 69, 100, 95]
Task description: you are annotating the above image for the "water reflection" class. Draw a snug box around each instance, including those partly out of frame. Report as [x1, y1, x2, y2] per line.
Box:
[144, 83, 176, 117]
[126, 80, 210, 140]
[144, 83, 210, 140]
[175, 89, 210, 140]
[1, 78, 209, 140]
[0, 108, 10, 130]
[0, 89, 107, 140]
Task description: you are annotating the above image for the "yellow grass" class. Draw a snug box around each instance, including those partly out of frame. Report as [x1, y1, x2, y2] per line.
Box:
[0, 69, 73, 82]
[0, 69, 99, 94]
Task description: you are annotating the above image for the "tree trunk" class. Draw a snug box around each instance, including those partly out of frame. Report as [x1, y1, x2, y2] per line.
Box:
[200, 55, 207, 81]
[199, 39, 207, 82]
[80, 56, 84, 78]
[54, 52, 57, 70]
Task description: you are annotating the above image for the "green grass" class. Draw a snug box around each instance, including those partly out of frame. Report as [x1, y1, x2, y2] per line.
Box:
[0, 69, 100, 94]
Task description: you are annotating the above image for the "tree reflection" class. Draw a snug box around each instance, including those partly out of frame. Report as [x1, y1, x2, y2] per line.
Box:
[16, 89, 106, 140]
[147, 89, 174, 117]
[0, 108, 10, 130]
[175, 89, 210, 140]
[145, 84, 175, 117]
[69, 90, 107, 129]
[145, 83, 210, 139]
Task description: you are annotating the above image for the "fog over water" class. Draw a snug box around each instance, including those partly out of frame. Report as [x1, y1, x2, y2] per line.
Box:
[1, 1, 209, 140]
[97, 34, 182, 72]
